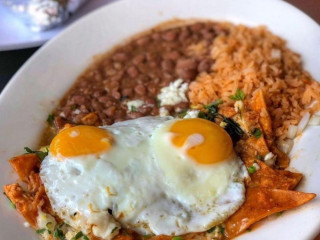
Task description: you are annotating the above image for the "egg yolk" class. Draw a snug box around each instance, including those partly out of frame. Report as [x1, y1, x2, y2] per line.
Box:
[169, 118, 233, 164]
[50, 125, 113, 158]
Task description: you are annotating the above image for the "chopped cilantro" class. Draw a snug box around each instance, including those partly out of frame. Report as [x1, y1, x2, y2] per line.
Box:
[204, 99, 223, 109]
[111, 227, 118, 233]
[130, 106, 137, 112]
[276, 211, 284, 216]
[204, 101, 220, 115]
[47, 114, 55, 124]
[219, 226, 225, 234]
[248, 166, 256, 174]
[36, 228, 46, 234]
[70, 105, 76, 110]
[229, 88, 245, 101]
[255, 155, 263, 160]
[24, 147, 48, 161]
[246, 228, 252, 232]
[211, 99, 223, 107]
[198, 111, 209, 119]
[83, 236, 89, 240]
[198, 102, 244, 144]
[143, 235, 152, 239]
[72, 231, 83, 240]
[3, 192, 16, 209]
[178, 109, 188, 118]
[198, 101, 219, 122]
[71, 231, 89, 240]
[172, 237, 183, 240]
[155, 98, 161, 107]
[252, 128, 262, 138]
[207, 226, 216, 233]
[222, 117, 244, 144]
[46, 222, 52, 228]
[9, 199, 16, 209]
[54, 228, 64, 239]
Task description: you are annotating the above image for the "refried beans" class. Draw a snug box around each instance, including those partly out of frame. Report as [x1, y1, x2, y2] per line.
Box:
[53, 21, 228, 128]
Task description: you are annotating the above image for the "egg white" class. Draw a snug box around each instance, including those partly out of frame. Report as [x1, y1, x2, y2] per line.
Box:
[40, 116, 247, 238]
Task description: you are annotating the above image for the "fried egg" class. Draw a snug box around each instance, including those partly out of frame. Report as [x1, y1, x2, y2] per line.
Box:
[40, 117, 247, 239]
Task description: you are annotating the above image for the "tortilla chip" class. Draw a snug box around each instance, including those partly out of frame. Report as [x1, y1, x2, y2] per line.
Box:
[150, 235, 171, 240]
[9, 154, 40, 182]
[225, 187, 316, 238]
[113, 232, 134, 240]
[248, 160, 302, 190]
[249, 92, 290, 168]
[250, 89, 273, 145]
[277, 169, 303, 187]
[3, 183, 39, 227]
[272, 146, 290, 169]
[3, 170, 55, 228]
[81, 112, 100, 125]
[219, 106, 237, 118]
[236, 136, 269, 167]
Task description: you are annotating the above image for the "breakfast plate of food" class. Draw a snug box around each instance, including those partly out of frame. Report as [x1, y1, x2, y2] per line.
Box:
[0, 0, 320, 239]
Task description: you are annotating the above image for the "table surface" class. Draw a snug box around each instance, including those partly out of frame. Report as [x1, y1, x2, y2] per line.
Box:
[0, 0, 319, 239]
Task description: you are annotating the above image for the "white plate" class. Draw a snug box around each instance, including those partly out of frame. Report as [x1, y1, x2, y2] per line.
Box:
[0, 0, 116, 51]
[0, 0, 320, 239]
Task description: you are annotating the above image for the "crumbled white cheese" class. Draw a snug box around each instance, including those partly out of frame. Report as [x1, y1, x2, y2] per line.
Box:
[65, 228, 80, 240]
[220, 121, 227, 128]
[37, 209, 96, 240]
[73, 109, 81, 115]
[159, 107, 170, 117]
[271, 48, 282, 59]
[175, 107, 182, 113]
[37, 210, 57, 239]
[206, 225, 224, 239]
[252, 163, 260, 171]
[234, 100, 244, 113]
[87, 211, 121, 240]
[183, 110, 200, 119]
[157, 79, 188, 106]
[59, 112, 66, 118]
[126, 100, 144, 112]
[23, 222, 30, 228]
[264, 152, 276, 166]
